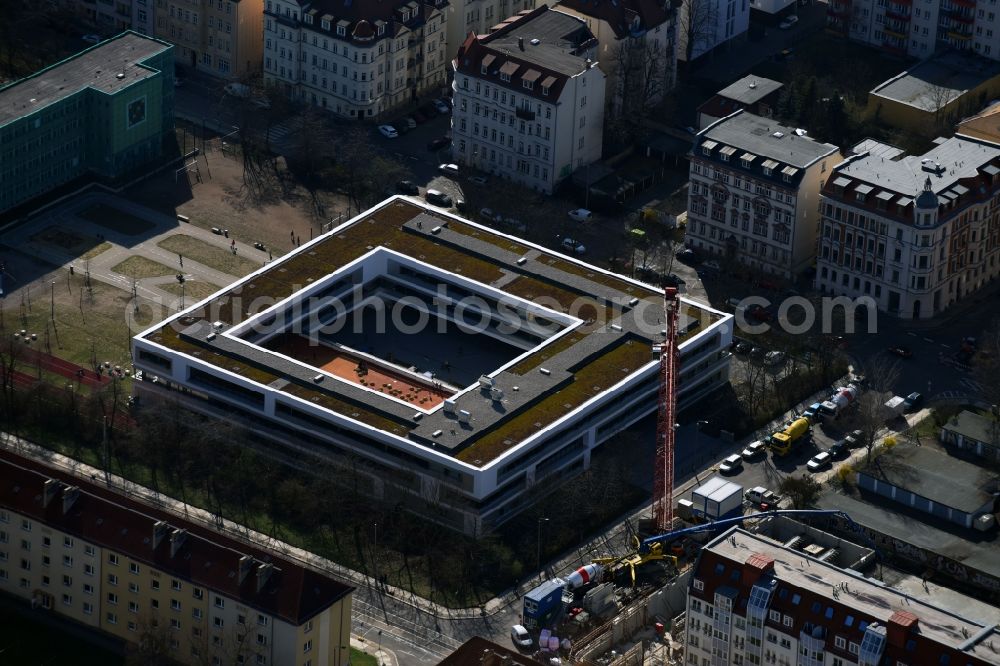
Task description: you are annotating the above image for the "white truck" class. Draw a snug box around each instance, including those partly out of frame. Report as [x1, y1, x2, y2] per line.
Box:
[817, 385, 858, 421]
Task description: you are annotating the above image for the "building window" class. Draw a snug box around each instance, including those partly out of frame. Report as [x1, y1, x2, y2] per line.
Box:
[129, 582, 139, 593]
[106, 612, 118, 625]
[214, 617, 224, 629]
[129, 563, 139, 575]
[214, 597, 225, 609]
[693, 579, 704, 591]
[108, 574, 118, 586]
[303, 640, 313, 654]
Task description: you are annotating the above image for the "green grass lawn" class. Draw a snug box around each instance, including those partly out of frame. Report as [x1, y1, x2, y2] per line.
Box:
[158, 234, 261, 277]
[112, 255, 178, 279]
[0, 605, 124, 666]
[350, 647, 379, 666]
[79, 203, 155, 235]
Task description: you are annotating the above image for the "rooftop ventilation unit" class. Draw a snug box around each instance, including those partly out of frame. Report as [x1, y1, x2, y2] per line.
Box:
[922, 161, 945, 174]
[478, 375, 495, 389]
[530, 38, 540, 45]
[490, 387, 504, 401]
[443, 399, 457, 413]
[212, 321, 224, 332]
[772, 131, 785, 139]
[457, 409, 472, 424]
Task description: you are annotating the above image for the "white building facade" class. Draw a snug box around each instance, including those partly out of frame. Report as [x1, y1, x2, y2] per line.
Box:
[815, 137, 1000, 319]
[451, 6, 605, 193]
[826, 0, 1000, 59]
[263, 0, 448, 118]
[686, 111, 840, 279]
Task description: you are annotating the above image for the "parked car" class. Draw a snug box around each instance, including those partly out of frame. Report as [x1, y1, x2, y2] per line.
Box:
[702, 260, 722, 271]
[741, 440, 767, 460]
[568, 208, 594, 222]
[561, 237, 586, 254]
[887, 345, 913, 359]
[803, 402, 824, 422]
[663, 273, 686, 289]
[402, 116, 417, 129]
[806, 451, 832, 472]
[469, 176, 488, 185]
[438, 163, 459, 175]
[779, 15, 799, 29]
[511, 625, 533, 650]
[427, 136, 450, 151]
[82, 34, 101, 44]
[224, 82, 251, 98]
[719, 454, 743, 474]
[828, 439, 850, 459]
[377, 124, 398, 139]
[903, 392, 923, 411]
[734, 341, 753, 355]
[455, 197, 467, 213]
[676, 248, 700, 264]
[433, 99, 451, 114]
[424, 189, 453, 207]
[844, 429, 864, 448]
[764, 351, 786, 366]
[396, 180, 419, 195]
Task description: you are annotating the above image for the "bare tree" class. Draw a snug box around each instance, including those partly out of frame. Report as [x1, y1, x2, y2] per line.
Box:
[849, 354, 901, 463]
[679, 0, 719, 64]
[973, 317, 1000, 409]
[924, 83, 957, 134]
[606, 38, 668, 143]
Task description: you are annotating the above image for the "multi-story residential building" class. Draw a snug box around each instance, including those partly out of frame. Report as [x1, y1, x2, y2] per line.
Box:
[677, 0, 749, 62]
[0, 32, 174, 216]
[451, 6, 605, 193]
[445, 0, 536, 70]
[153, 0, 263, 80]
[686, 527, 1000, 666]
[0, 449, 354, 665]
[686, 111, 840, 279]
[827, 0, 1000, 59]
[555, 0, 677, 119]
[263, 0, 448, 118]
[58, 0, 156, 36]
[696, 75, 782, 130]
[815, 136, 1000, 319]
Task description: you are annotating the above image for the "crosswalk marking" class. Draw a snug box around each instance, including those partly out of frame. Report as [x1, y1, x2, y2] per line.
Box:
[959, 377, 983, 394]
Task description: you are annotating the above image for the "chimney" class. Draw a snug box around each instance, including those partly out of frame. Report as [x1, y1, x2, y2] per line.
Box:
[742, 553, 775, 587]
[152, 521, 170, 550]
[256, 563, 274, 593]
[62, 486, 79, 514]
[43, 479, 61, 508]
[239, 555, 255, 584]
[887, 611, 919, 648]
[518, 36, 524, 50]
[169, 528, 188, 558]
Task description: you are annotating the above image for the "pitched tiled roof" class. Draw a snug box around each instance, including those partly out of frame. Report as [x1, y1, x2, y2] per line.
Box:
[0, 449, 353, 625]
[295, 0, 444, 44]
[556, 0, 672, 38]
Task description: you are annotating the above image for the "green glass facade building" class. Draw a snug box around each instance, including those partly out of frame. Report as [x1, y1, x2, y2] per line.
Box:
[0, 32, 174, 214]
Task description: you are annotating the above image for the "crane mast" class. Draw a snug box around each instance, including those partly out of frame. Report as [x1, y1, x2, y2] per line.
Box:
[653, 286, 681, 533]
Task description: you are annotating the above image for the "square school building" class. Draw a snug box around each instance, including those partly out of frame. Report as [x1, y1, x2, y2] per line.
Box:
[132, 197, 733, 535]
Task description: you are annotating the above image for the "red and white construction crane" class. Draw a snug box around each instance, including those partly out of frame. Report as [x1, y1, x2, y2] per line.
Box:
[653, 286, 681, 533]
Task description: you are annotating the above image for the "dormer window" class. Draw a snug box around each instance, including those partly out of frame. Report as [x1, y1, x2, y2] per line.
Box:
[336, 25, 346, 36]
[741, 159, 750, 168]
[304, 13, 313, 24]
[720, 153, 729, 162]
[762, 167, 772, 176]
[542, 85, 549, 96]
[702, 147, 711, 156]
[500, 72, 510, 82]
[401, 9, 410, 20]
[321, 18, 330, 30]
[782, 173, 791, 183]
[377, 24, 384, 35]
[481, 63, 488, 74]
[523, 79, 533, 90]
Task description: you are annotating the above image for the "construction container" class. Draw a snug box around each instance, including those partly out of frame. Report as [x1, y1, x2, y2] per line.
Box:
[523, 578, 567, 630]
[691, 476, 744, 521]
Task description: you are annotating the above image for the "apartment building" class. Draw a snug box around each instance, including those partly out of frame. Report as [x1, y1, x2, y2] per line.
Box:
[445, 0, 536, 68]
[264, 0, 448, 118]
[686, 111, 840, 279]
[451, 6, 605, 193]
[58, 0, 156, 36]
[827, 0, 1000, 59]
[152, 0, 263, 80]
[815, 137, 1000, 319]
[0, 450, 353, 666]
[555, 0, 677, 118]
[0, 32, 174, 215]
[686, 527, 1000, 666]
[678, 0, 749, 62]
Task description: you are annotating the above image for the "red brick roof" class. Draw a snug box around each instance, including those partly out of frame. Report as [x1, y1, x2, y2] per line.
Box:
[0, 449, 352, 625]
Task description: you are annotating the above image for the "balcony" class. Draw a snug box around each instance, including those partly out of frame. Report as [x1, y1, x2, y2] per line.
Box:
[949, 10, 975, 23]
[951, 0, 975, 8]
[883, 26, 907, 39]
[885, 7, 911, 20]
[949, 29, 973, 40]
[515, 107, 536, 121]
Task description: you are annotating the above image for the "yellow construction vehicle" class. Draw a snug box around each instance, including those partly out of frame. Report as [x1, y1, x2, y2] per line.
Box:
[593, 537, 679, 587]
